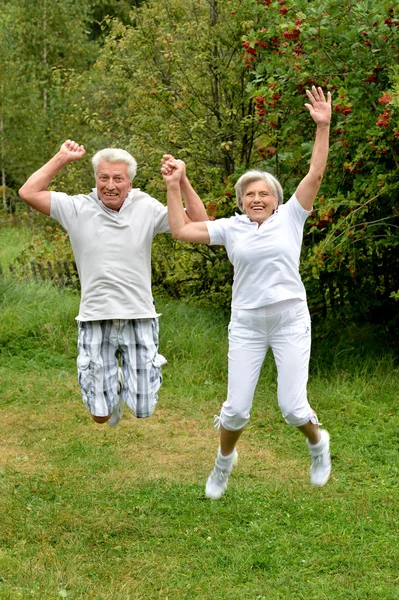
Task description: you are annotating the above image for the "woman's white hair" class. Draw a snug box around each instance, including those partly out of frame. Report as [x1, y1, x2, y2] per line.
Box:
[235, 170, 284, 211]
[91, 148, 137, 181]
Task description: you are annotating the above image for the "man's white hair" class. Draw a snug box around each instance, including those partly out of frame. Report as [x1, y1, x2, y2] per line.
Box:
[92, 148, 137, 180]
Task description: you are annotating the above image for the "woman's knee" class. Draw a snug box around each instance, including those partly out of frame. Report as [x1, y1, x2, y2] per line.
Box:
[278, 387, 313, 426]
[282, 406, 314, 427]
[220, 407, 250, 431]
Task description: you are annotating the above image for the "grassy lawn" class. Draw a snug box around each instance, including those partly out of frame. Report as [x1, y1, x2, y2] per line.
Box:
[0, 274, 398, 600]
[0, 222, 33, 269]
[1, 221, 398, 599]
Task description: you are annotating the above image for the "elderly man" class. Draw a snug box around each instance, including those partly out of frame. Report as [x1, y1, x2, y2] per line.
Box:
[19, 140, 207, 426]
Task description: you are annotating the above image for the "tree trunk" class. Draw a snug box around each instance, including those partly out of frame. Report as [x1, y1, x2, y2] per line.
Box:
[43, 0, 48, 115]
[0, 111, 6, 210]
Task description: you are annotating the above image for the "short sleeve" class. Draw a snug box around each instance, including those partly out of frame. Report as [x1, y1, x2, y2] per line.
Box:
[284, 193, 312, 226]
[205, 218, 230, 246]
[153, 200, 170, 234]
[50, 192, 79, 230]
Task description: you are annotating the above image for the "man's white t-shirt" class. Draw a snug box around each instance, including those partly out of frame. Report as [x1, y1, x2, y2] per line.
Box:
[50, 188, 170, 321]
[205, 194, 311, 310]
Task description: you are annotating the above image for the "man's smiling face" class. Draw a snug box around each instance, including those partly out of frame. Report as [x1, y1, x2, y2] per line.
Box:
[96, 161, 132, 211]
[242, 179, 278, 225]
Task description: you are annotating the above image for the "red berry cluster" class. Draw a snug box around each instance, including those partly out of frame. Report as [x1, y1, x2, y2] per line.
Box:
[282, 28, 300, 41]
[308, 208, 336, 230]
[343, 161, 364, 174]
[257, 146, 277, 159]
[207, 202, 217, 220]
[278, 0, 288, 16]
[362, 31, 372, 47]
[242, 39, 269, 68]
[253, 86, 281, 122]
[378, 93, 393, 105]
[334, 106, 351, 115]
[376, 109, 391, 128]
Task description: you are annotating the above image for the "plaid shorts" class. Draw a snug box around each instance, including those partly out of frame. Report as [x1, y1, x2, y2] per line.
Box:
[77, 319, 167, 418]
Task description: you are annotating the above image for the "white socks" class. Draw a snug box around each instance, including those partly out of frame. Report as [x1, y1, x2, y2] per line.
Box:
[216, 448, 236, 471]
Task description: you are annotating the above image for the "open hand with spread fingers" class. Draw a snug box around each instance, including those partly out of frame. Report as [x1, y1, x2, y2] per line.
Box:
[304, 86, 332, 127]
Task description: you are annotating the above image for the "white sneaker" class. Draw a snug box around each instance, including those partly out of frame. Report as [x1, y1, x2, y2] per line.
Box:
[107, 367, 124, 427]
[308, 429, 331, 487]
[205, 450, 238, 500]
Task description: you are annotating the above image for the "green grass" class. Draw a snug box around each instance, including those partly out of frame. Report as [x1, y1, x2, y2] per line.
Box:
[0, 221, 33, 269]
[0, 278, 399, 599]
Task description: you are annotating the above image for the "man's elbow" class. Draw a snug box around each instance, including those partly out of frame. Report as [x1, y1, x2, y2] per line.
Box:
[18, 186, 27, 201]
[18, 184, 31, 203]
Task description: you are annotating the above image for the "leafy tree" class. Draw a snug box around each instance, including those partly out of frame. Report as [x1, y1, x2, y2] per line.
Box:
[0, 2, 44, 202]
[79, 1, 265, 178]
[75, 0, 399, 323]
[73, 0, 283, 307]
[241, 0, 399, 328]
[0, 0, 139, 199]
[5, 0, 398, 332]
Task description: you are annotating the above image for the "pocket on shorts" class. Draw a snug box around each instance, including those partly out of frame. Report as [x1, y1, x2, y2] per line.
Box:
[152, 353, 167, 369]
[149, 353, 167, 385]
[77, 352, 93, 399]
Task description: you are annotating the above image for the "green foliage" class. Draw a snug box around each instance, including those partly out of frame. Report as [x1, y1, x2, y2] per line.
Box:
[0, 217, 36, 268]
[78, 0, 263, 182]
[0, 279, 79, 368]
[152, 234, 233, 309]
[0, 0, 138, 196]
[0, 213, 74, 285]
[241, 0, 399, 326]
[1, 0, 399, 330]
[67, 0, 399, 326]
[14, 220, 74, 268]
[0, 0, 99, 191]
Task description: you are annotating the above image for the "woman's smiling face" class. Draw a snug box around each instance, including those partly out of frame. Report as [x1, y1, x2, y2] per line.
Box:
[242, 179, 279, 225]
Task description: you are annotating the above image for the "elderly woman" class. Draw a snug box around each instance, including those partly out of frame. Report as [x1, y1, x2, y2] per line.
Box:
[162, 86, 332, 499]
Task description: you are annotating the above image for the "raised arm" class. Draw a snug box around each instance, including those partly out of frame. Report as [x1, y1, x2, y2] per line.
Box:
[161, 159, 210, 244]
[295, 86, 332, 211]
[18, 140, 86, 216]
[162, 155, 208, 223]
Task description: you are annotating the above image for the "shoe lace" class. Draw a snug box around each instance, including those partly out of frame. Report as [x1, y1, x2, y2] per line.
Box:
[311, 445, 329, 466]
[312, 454, 322, 466]
[211, 467, 229, 483]
[213, 414, 221, 430]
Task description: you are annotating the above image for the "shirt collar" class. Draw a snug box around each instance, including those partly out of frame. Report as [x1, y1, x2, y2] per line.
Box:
[235, 209, 278, 225]
[235, 212, 251, 223]
[90, 188, 133, 213]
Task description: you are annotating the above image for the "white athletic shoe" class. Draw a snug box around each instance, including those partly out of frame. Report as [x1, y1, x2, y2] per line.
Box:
[308, 429, 331, 487]
[205, 450, 238, 500]
[107, 367, 124, 427]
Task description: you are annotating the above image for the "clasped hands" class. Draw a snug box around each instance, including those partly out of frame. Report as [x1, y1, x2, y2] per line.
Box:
[161, 154, 186, 184]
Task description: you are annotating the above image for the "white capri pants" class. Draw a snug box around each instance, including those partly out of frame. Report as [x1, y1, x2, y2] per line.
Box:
[219, 300, 315, 430]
